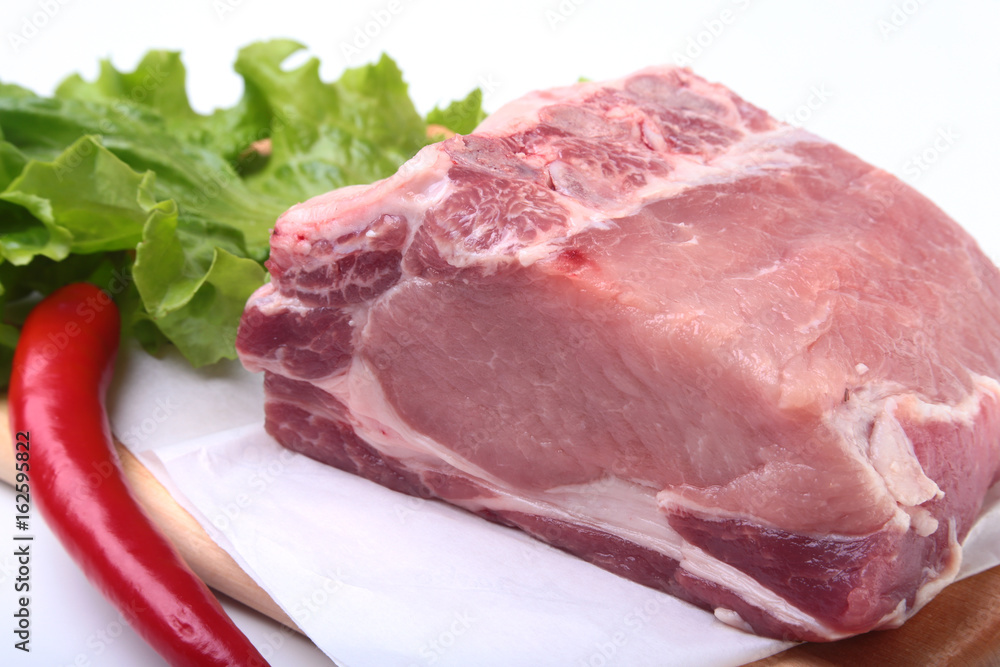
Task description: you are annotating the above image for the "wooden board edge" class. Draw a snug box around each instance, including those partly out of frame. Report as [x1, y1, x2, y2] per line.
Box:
[0, 396, 301, 634]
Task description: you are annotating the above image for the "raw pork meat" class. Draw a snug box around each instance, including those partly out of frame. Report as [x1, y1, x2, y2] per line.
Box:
[236, 66, 1000, 641]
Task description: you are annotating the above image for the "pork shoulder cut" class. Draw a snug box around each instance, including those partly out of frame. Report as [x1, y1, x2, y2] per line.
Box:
[235, 66, 1000, 641]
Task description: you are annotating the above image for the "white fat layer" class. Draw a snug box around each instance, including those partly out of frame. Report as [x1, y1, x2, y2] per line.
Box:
[680, 545, 846, 639]
[875, 599, 910, 631]
[713, 609, 754, 634]
[821, 374, 1000, 535]
[904, 505, 940, 537]
[277, 150, 457, 278]
[869, 398, 942, 507]
[901, 374, 1000, 426]
[911, 520, 963, 612]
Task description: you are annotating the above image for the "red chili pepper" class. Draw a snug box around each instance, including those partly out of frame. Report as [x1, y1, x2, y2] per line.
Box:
[8, 283, 270, 667]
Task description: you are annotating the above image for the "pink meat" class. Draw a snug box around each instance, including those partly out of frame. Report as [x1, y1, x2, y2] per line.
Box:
[235, 66, 1000, 641]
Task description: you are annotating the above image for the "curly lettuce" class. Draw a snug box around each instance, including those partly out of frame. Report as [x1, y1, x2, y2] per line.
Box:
[0, 41, 484, 383]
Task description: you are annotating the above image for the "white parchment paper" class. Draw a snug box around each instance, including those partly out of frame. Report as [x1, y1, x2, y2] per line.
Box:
[108, 343, 1000, 667]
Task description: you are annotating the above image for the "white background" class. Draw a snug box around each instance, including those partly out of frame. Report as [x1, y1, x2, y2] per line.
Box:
[1, 0, 998, 665]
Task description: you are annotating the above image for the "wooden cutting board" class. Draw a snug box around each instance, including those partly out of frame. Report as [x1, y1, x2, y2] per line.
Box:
[0, 397, 997, 666]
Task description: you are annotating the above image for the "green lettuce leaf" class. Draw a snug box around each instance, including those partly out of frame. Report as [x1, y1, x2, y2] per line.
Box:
[0, 40, 486, 384]
[0, 136, 168, 263]
[139, 245, 266, 366]
[134, 201, 252, 316]
[0, 135, 27, 189]
[427, 88, 487, 136]
[56, 51, 200, 123]
[237, 41, 431, 202]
